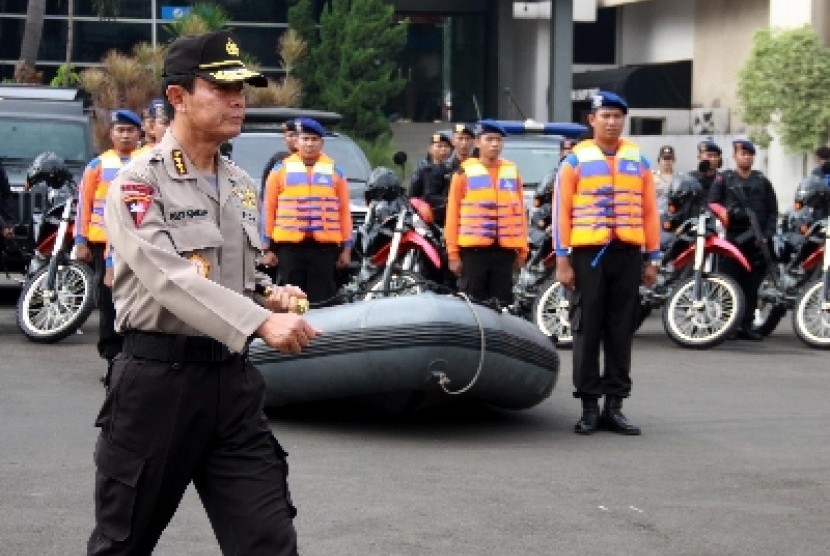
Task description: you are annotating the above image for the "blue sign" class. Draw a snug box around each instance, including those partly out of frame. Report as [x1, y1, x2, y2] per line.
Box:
[161, 6, 191, 20]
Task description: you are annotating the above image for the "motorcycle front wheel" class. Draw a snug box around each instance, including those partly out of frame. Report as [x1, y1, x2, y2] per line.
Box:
[792, 280, 830, 349]
[662, 273, 744, 349]
[363, 269, 428, 300]
[531, 278, 573, 347]
[16, 261, 95, 343]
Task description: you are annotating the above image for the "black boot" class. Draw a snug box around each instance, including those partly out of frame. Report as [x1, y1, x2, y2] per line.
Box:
[600, 397, 641, 435]
[574, 398, 600, 435]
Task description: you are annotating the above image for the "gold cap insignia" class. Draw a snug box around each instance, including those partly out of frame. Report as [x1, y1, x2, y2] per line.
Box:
[226, 38, 240, 57]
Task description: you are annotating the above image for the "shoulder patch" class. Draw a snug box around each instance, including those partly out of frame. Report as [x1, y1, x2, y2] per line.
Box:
[121, 183, 154, 227]
[171, 149, 187, 175]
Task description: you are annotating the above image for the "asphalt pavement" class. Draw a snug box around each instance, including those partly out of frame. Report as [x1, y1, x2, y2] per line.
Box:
[1, 285, 828, 556]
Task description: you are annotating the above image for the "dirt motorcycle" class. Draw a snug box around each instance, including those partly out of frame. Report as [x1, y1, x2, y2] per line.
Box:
[15, 152, 95, 343]
[344, 166, 444, 299]
[511, 174, 573, 346]
[751, 176, 829, 339]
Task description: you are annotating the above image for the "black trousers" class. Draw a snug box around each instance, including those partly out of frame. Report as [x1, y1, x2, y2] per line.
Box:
[459, 246, 516, 306]
[276, 241, 339, 305]
[569, 242, 642, 400]
[87, 348, 297, 555]
[720, 237, 767, 330]
[90, 243, 122, 361]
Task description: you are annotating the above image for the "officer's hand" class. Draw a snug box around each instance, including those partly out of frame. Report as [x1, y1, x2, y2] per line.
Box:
[554, 257, 576, 290]
[103, 267, 114, 288]
[264, 284, 308, 313]
[75, 243, 93, 263]
[337, 248, 351, 269]
[449, 259, 462, 276]
[642, 264, 658, 288]
[256, 313, 322, 355]
[261, 250, 278, 268]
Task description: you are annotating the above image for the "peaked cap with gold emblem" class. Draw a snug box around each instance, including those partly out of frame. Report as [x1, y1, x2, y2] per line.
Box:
[163, 29, 267, 87]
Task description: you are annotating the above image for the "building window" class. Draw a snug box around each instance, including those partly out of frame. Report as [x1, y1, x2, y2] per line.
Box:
[574, 7, 616, 65]
[629, 117, 665, 136]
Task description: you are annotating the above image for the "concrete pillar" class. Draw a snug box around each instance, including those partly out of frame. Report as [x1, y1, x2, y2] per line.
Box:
[549, 0, 573, 122]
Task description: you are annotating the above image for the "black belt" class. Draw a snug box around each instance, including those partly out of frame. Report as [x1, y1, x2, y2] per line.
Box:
[122, 331, 242, 363]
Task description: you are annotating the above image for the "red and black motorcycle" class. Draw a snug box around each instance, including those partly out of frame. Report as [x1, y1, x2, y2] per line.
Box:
[15, 152, 95, 343]
[346, 167, 444, 299]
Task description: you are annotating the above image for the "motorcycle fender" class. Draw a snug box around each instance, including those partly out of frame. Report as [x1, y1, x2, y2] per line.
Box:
[398, 231, 442, 269]
[801, 246, 824, 272]
[672, 237, 752, 272]
[368, 232, 442, 269]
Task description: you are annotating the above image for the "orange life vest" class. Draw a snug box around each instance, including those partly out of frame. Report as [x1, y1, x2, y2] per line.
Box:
[569, 140, 647, 247]
[80, 150, 131, 244]
[457, 159, 526, 249]
[270, 153, 343, 244]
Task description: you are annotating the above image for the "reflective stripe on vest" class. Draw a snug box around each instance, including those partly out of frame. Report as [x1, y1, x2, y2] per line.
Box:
[457, 159, 525, 249]
[569, 141, 646, 247]
[88, 150, 128, 243]
[271, 154, 343, 244]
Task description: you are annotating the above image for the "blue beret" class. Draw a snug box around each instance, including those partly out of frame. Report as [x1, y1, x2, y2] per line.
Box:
[700, 140, 722, 155]
[475, 119, 506, 137]
[110, 109, 142, 128]
[733, 139, 756, 154]
[591, 91, 628, 114]
[295, 117, 325, 137]
[453, 123, 476, 137]
[281, 120, 297, 132]
[146, 98, 165, 118]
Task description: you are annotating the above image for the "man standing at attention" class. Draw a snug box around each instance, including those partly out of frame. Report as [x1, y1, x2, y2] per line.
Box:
[445, 120, 528, 306]
[262, 117, 353, 305]
[74, 108, 143, 382]
[89, 30, 319, 555]
[553, 91, 660, 436]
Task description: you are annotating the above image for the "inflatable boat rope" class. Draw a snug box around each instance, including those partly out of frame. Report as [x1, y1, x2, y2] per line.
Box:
[434, 292, 486, 395]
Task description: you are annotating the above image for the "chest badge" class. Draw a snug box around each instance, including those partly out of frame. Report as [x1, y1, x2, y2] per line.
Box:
[232, 185, 258, 210]
[186, 253, 211, 277]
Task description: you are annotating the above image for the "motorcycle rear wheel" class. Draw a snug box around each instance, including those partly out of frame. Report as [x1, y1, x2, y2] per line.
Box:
[662, 273, 744, 349]
[16, 261, 95, 343]
[363, 269, 428, 300]
[792, 280, 830, 349]
[531, 278, 573, 347]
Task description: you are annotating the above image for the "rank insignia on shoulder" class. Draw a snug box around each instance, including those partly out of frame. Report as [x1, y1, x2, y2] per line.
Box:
[171, 149, 187, 175]
[121, 183, 154, 227]
[186, 253, 211, 277]
[232, 185, 258, 210]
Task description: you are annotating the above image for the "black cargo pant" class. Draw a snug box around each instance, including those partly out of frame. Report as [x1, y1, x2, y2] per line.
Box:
[89, 243, 122, 362]
[720, 232, 767, 330]
[459, 246, 516, 306]
[87, 334, 297, 556]
[569, 241, 642, 400]
[276, 241, 340, 305]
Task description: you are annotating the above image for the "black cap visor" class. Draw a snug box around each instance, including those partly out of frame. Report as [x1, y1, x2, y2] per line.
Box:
[195, 62, 267, 87]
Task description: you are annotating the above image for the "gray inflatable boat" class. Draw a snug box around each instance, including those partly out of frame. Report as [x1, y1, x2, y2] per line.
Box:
[248, 293, 559, 410]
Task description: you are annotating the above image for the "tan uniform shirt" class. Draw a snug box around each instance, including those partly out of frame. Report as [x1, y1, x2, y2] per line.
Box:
[104, 131, 270, 353]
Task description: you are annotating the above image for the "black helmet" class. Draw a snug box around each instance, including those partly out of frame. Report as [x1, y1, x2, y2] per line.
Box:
[667, 173, 704, 207]
[794, 175, 829, 210]
[26, 151, 71, 189]
[365, 166, 403, 203]
[534, 172, 555, 201]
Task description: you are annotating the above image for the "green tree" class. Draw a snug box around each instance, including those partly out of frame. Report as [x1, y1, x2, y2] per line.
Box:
[737, 26, 830, 153]
[163, 2, 230, 37]
[290, 0, 407, 140]
[288, 0, 320, 106]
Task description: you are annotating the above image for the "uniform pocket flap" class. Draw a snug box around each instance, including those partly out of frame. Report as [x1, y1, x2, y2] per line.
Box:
[167, 223, 224, 253]
[94, 438, 145, 488]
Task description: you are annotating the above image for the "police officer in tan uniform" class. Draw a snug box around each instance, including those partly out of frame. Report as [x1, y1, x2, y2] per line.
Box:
[87, 30, 319, 556]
